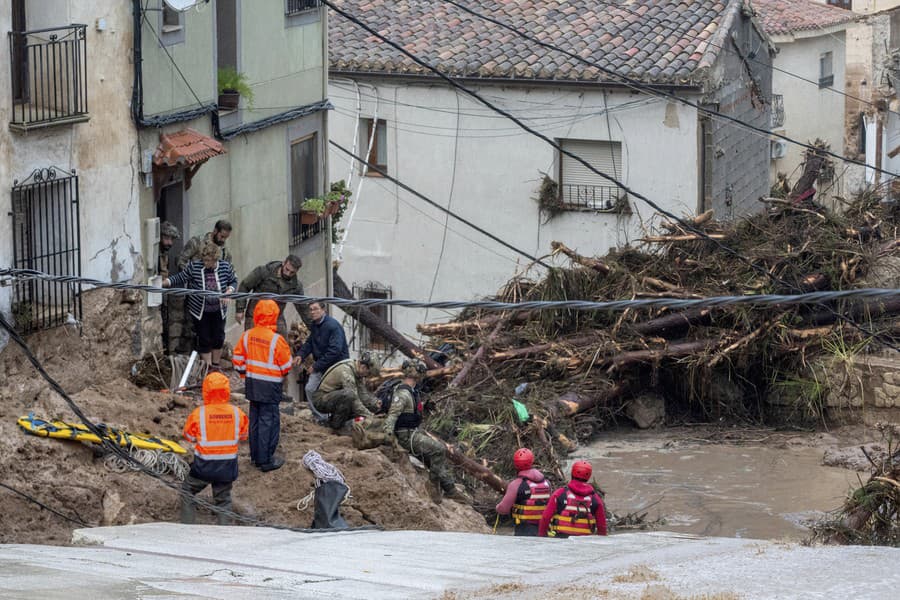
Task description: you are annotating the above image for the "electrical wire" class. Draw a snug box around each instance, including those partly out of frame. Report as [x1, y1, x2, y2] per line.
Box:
[5, 267, 900, 314]
[389, 0, 900, 178]
[0, 481, 94, 528]
[0, 311, 380, 534]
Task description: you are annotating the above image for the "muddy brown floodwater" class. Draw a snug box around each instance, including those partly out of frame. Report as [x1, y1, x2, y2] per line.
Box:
[584, 431, 863, 540]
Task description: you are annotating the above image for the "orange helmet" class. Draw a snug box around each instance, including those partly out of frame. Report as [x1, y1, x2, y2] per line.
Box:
[571, 460, 592, 482]
[513, 448, 534, 471]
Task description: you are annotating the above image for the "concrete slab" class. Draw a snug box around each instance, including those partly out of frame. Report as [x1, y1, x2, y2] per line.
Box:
[0, 524, 897, 599]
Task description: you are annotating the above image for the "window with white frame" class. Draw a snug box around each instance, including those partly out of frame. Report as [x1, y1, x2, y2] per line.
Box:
[160, 2, 185, 46]
[558, 139, 627, 211]
[361, 118, 388, 175]
[819, 51, 834, 88]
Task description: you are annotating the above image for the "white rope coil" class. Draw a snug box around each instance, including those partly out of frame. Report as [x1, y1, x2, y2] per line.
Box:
[103, 448, 189, 481]
[296, 450, 351, 512]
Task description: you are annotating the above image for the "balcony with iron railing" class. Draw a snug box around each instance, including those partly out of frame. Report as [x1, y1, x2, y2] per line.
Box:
[285, 0, 322, 16]
[8, 24, 89, 132]
[560, 184, 627, 212]
[289, 212, 325, 246]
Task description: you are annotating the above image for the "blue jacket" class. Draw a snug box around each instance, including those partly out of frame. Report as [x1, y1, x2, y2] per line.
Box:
[299, 314, 349, 373]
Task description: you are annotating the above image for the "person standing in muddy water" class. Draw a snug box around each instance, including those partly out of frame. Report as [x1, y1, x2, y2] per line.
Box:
[495, 448, 552, 536]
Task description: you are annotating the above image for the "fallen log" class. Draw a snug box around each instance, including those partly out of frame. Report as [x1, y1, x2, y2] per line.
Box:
[632, 308, 713, 337]
[605, 339, 720, 371]
[449, 315, 508, 388]
[641, 234, 726, 243]
[550, 241, 611, 275]
[556, 384, 630, 416]
[417, 312, 531, 336]
[424, 431, 506, 493]
[334, 269, 440, 370]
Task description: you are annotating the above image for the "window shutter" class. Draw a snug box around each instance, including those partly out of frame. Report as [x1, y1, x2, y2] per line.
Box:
[560, 140, 622, 187]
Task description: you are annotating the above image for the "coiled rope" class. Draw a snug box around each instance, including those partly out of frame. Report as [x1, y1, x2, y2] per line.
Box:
[103, 446, 189, 481]
[296, 450, 351, 511]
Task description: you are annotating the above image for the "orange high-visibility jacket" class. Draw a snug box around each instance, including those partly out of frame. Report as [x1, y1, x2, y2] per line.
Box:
[183, 373, 249, 482]
[232, 299, 293, 403]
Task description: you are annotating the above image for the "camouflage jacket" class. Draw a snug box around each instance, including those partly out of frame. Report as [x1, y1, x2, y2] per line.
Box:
[318, 359, 377, 408]
[158, 248, 172, 280]
[236, 260, 310, 325]
[177, 232, 232, 270]
[383, 386, 415, 434]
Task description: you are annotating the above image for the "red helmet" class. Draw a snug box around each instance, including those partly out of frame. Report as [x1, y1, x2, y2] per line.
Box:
[513, 448, 534, 471]
[571, 460, 592, 481]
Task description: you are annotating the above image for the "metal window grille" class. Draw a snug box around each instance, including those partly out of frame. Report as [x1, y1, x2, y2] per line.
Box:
[289, 212, 325, 245]
[560, 184, 623, 211]
[8, 24, 88, 130]
[352, 283, 392, 351]
[10, 167, 82, 334]
[286, 0, 321, 16]
[771, 94, 785, 129]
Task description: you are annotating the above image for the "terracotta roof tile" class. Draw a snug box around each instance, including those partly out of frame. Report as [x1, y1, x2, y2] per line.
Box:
[329, 1, 743, 85]
[153, 129, 226, 168]
[752, 0, 854, 37]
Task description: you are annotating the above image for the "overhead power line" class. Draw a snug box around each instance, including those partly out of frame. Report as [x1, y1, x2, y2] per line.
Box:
[4, 267, 900, 313]
[433, 0, 899, 178]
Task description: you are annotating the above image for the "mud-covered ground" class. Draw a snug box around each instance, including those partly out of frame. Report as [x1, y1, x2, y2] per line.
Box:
[0, 290, 486, 545]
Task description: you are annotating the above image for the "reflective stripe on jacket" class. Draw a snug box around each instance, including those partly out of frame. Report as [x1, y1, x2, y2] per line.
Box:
[233, 327, 292, 403]
[512, 477, 552, 524]
[549, 487, 599, 537]
[183, 401, 249, 483]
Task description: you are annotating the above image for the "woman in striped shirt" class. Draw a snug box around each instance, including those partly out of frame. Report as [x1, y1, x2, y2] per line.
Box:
[164, 241, 238, 370]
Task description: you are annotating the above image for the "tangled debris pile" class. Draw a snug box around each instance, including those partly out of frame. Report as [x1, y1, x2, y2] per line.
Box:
[406, 193, 900, 499]
[811, 422, 900, 546]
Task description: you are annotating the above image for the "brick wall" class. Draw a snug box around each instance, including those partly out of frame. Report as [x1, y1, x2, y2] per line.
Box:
[705, 13, 773, 219]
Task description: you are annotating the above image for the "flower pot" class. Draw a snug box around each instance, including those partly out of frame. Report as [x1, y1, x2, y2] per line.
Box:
[324, 201, 340, 217]
[218, 91, 240, 111]
[299, 211, 320, 225]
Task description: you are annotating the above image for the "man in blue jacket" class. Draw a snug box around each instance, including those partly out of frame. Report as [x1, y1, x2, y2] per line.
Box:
[295, 301, 350, 421]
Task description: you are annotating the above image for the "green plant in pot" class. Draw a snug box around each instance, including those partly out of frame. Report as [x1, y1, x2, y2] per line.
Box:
[300, 197, 326, 224]
[217, 67, 254, 110]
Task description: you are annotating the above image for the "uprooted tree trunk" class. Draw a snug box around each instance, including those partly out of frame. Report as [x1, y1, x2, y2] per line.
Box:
[424, 431, 506, 493]
[333, 269, 440, 370]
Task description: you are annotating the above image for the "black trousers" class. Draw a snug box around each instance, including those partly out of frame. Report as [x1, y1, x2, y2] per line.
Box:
[180, 474, 233, 525]
[249, 401, 280, 466]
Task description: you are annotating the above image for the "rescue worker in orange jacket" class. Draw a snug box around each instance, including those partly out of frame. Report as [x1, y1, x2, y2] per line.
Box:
[232, 299, 293, 472]
[495, 448, 551, 536]
[181, 372, 249, 525]
[538, 460, 608, 538]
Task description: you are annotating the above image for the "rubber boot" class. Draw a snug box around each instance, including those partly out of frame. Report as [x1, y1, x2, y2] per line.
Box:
[443, 484, 473, 504]
[259, 455, 285, 472]
[180, 496, 197, 524]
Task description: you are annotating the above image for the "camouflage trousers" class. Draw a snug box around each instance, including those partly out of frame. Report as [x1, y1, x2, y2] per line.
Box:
[396, 429, 455, 492]
[313, 388, 374, 429]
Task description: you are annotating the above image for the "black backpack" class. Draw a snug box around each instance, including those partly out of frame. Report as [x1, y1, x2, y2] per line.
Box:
[374, 378, 404, 414]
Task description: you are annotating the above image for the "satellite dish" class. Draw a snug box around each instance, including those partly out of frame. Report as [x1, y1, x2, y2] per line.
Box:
[163, 0, 198, 12]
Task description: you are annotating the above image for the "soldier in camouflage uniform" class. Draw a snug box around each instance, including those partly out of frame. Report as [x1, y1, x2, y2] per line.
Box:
[383, 359, 471, 504]
[159, 221, 180, 352]
[312, 352, 380, 429]
[169, 220, 233, 354]
[235, 255, 310, 336]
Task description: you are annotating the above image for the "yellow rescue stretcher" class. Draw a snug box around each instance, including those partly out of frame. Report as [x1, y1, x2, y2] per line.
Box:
[17, 414, 186, 454]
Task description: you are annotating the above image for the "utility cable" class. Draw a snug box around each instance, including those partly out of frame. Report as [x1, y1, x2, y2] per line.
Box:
[0, 481, 94, 528]
[0, 311, 379, 534]
[331, 142, 549, 267]
[5, 267, 900, 314]
[434, 0, 899, 179]
[325, 0, 900, 351]
[141, 10, 207, 110]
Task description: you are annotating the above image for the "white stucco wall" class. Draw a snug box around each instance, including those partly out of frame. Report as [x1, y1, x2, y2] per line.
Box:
[0, 1, 141, 341]
[770, 31, 847, 187]
[328, 79, 701, 350]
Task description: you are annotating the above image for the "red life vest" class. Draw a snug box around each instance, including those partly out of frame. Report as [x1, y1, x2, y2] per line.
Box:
[549, 486, 599, 537]
[511, 477, 551, 524]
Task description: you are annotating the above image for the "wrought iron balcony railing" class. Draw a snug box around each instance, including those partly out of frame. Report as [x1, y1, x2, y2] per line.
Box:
[8, 24, 89, 131]
[289, 212, 325, 246]
[561, 184, 625, 211]
[286, 0, 322, 16]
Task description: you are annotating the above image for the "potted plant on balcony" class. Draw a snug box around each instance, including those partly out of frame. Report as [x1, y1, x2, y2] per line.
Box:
[217, 67, 254, 111]
[299, 197, 326, 224]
